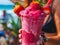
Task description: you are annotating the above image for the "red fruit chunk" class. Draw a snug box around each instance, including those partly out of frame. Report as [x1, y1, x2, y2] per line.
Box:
[14, 5, 24, 17]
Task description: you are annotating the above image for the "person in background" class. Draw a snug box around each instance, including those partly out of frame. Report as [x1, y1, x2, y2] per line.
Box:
[0, 24, 7, 45]
[2, 10, 10, 30]
[2, 10, 9, 23]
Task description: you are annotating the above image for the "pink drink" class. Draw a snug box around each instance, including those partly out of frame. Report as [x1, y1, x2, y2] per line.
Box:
[20, 3, 46, 45]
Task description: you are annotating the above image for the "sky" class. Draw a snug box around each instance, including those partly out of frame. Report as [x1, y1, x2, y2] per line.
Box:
[0, 0, 14, 5]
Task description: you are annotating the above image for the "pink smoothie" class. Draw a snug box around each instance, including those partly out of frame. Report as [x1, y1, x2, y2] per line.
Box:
[20, 3, 46, 45]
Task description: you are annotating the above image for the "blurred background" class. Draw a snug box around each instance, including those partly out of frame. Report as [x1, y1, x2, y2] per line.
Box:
[0, 0, 60, 45]
[0, 0, 21, 45]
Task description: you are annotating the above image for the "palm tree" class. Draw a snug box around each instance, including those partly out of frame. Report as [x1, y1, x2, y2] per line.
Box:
[9, 14, 21, 34]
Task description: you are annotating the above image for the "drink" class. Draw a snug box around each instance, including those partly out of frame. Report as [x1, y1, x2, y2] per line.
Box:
[20, 2, 46, 45]
[13, 0, 53, 45]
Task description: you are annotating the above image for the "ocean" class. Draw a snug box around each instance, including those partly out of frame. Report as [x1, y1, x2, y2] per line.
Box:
[0, 5, 14, 10]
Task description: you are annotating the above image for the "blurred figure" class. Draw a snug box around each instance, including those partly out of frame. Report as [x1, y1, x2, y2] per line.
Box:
[0, 24, 7, 45]
[2, 10, 9, 24]
[2, 10, 10, 30]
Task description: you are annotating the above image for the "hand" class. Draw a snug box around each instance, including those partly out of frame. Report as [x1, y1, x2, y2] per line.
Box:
[19, 29, 22, 43]
[19, 29, 43, 45]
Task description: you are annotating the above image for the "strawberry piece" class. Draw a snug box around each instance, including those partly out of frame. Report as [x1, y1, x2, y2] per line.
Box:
[14, 5, 24, 17]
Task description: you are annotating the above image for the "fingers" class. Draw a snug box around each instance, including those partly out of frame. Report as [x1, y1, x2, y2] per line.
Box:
[19, 34, 22, 38]
[19, 34, 22, 43]
[19, 39, 22, 43]
[19, 29, 23, 43]
[19, 29, 22, 33]
[19, 29, 22, 39]
[36, 36, 43, 45]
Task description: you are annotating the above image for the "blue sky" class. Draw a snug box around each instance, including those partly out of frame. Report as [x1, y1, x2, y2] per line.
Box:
[0, 0, 14, 5]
